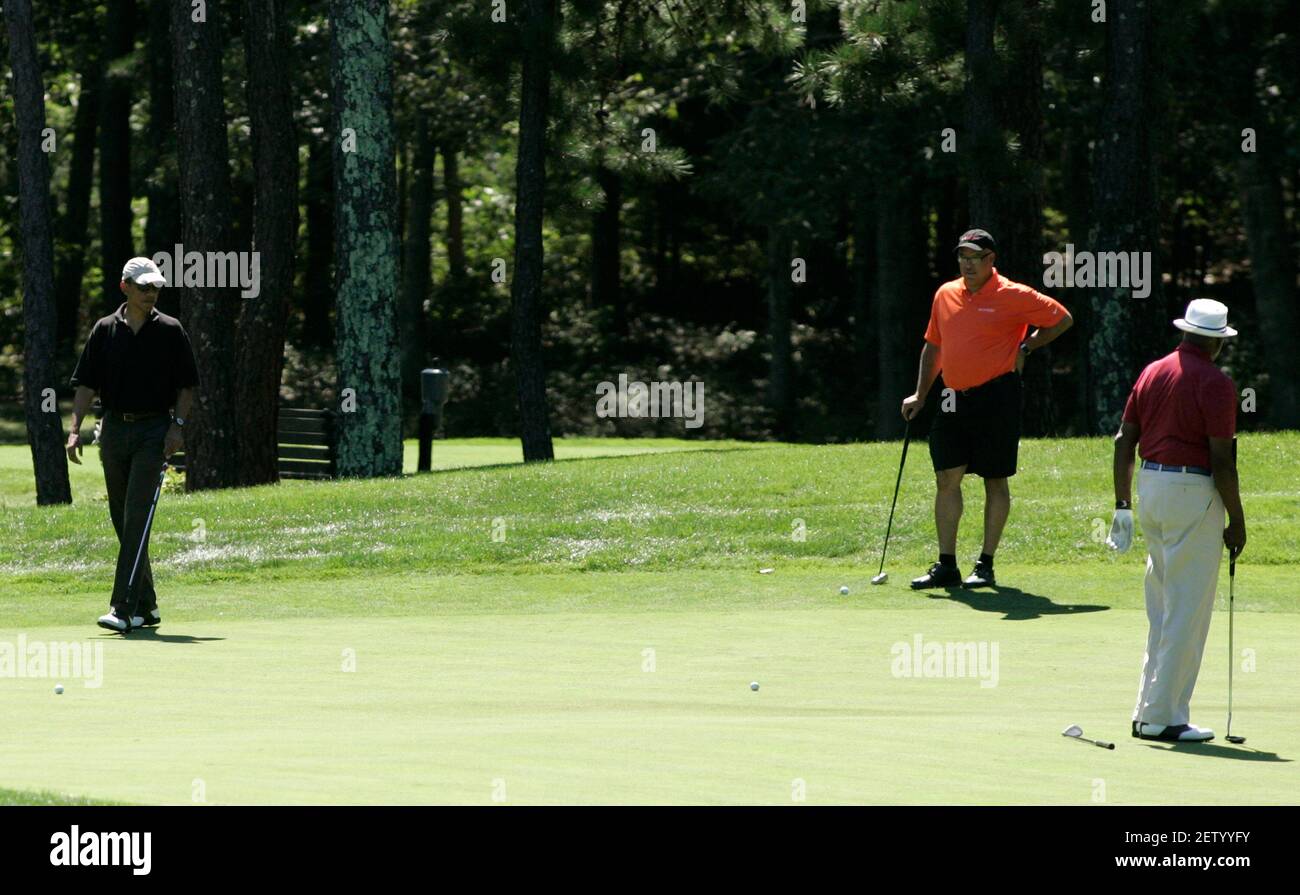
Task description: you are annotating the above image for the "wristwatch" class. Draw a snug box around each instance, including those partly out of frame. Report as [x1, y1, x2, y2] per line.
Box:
[171, 415, 186, 428]
[1116, 499, 1131, 510]
[1019, 340, 1032, 356]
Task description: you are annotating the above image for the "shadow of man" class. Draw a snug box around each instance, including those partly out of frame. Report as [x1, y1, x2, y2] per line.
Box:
[924, 585, 1108, 621]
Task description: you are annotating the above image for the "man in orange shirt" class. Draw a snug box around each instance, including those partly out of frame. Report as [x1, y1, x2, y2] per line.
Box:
[901, 229, 1073, 589]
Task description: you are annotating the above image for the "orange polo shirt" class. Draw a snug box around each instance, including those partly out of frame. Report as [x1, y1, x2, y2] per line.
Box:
[923, 269, 1068, 391]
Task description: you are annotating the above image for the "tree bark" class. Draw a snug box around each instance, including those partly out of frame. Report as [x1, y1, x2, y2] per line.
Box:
[330, 0, 404, 477]
[876, 175, 923, 440]
[963, 0, 1000, 232]
[766, 226, 795, 439]
[443, 145, 467, 279]
[235, 0, 299, 486]
[54, 56, 101, 358]
[145, 0, 182, 318]
[98, 0, 137, 315]
[1088, 0, 1163, 433]
[401, 111, 435, 414]
[171, 0, 239, 490]
[5, 0, 74, 505]
[1237, 133, 1300, 428]
[851, 186, 875, 431]
[302, 136, 336, 349]
[1001, 0, 1055, 436]
[510, 0, 558, 462]
[592, 164, 624, 335]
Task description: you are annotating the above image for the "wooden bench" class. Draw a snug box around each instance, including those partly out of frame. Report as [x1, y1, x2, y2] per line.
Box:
[162, 407, 338, 481]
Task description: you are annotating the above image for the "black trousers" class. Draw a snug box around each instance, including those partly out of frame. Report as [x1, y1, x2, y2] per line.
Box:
[98, 415, 169, 613]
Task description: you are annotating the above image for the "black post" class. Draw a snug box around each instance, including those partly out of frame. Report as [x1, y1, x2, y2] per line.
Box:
[417, 362, 451, 473]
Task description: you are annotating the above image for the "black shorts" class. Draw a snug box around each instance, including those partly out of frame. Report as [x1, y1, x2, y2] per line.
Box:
[928, 371, 1022, 478]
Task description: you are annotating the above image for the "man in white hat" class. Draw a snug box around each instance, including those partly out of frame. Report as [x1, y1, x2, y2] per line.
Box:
[66, 257, 200, 633]
[1107, 298, 1245, 742]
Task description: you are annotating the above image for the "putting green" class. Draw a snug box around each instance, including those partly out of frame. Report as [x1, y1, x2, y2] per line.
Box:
[5, 570, 1296, 805]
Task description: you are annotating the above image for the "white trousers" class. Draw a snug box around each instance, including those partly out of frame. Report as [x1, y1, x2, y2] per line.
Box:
[1131, 467, 1225, 727]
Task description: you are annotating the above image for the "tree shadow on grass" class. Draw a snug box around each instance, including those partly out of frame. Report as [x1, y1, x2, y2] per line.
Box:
[1139, 742, 1290, 763]
[97, 630, 224, 644]
[923, 585, 1109, 621]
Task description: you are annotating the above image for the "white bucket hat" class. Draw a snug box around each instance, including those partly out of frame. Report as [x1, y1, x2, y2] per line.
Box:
[1173, 299, 1236, 338]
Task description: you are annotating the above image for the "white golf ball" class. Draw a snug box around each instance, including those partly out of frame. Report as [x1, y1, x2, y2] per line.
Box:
[840, 585, 850, 595]
[750, 681, 759, 691]
[54, 684, 64, 695]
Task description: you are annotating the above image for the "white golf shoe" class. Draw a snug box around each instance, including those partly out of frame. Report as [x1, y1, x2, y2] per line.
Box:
[97, 610, 143, 633]
[1135, 722, 1215, 742]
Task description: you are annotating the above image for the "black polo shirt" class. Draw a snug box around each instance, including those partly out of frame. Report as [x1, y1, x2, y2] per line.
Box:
[69, 303, 201, 413]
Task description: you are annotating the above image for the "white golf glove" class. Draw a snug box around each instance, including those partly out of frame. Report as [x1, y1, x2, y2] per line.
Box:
[1106, 509, 1134, 552]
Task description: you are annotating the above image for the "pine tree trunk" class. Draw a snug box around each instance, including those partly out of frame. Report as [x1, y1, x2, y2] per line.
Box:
[303, 137, 336, 349]
[876, 176, 922, 440]
[171, 0, 239, 490]
[98, 0, 136, 315]
[766, 226, 795, 439]
[592, 164, 624, 335]
[1002, 1, 1056, 436]
[444, 146, 467, 279]
[235, 0, 299, 487]
[55, 56, 100, 358]
[851, 186, 875, 431]
[1237, 133, 1300, 428]
[964, 0, 999, 231]
[5, 0, 73, 505]
[145, 0, 181, 318]
[1088, 0, 1162, 434]
[401, 112, 435, 414]
[330, 0, 404, 477]
[511, 0, 557, 462]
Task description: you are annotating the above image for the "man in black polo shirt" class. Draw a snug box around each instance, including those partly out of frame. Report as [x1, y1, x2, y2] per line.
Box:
[66, 257, 200, 633]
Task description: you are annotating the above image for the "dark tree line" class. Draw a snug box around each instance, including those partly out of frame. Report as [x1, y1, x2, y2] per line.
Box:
[1, 1, 1297, 504]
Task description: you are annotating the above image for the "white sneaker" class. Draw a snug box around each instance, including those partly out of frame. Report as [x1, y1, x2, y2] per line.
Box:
[1136, 722, 1215, 742]
[96, 610, 143, 633]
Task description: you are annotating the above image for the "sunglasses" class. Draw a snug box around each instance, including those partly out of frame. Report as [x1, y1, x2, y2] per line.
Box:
[957, 252, 990, 263]
[133, 282, 161, 294]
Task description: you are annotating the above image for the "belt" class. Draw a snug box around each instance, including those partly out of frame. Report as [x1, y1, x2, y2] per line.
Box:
[1142, 460, 1211, 476]
[108, 410, 168, 422]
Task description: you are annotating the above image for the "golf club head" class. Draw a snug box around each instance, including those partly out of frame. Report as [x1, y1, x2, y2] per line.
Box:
[871, 572, 888, 585]
[1062, 725, 1083, 738]
[1226, 735, 1246, 744]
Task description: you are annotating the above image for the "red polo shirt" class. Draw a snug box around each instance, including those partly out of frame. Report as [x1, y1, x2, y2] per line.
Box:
[923, 270, 1069, 390]
[1121, 342, 1237, 468]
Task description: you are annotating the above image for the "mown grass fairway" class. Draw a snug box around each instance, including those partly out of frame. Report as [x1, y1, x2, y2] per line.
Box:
[2, 437, 1297, 804]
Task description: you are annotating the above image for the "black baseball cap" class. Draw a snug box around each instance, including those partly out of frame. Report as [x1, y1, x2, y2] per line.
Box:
[955, 229, 996, 252]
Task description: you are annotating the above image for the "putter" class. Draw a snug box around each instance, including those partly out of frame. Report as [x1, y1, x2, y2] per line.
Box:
[122, 461, 169, 634]
[1225, 553, 1246, 744]
[871, 420, 911, 585]
[1062, 724, 1115, 750]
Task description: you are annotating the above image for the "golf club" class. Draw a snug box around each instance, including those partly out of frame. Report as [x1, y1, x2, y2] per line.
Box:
[122, 461, 169, 634]
[871, 419, 911, 585]
[1062, 724, 1115, 750]
[1226, 553, 1246, 744]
